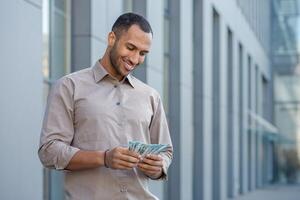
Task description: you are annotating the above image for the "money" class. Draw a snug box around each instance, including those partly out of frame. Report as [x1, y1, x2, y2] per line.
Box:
[128, 141, 169, 156]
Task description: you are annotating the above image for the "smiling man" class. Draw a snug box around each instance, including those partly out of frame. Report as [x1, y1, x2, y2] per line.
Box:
[38, 13, 173, 200]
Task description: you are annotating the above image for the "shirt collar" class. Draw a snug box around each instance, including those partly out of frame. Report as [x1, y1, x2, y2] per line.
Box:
[92, 61, 135, 88]
[126, 74, 135, 88]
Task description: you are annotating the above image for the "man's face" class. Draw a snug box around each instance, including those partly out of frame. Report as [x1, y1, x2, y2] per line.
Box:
[108, 25, 152, 80]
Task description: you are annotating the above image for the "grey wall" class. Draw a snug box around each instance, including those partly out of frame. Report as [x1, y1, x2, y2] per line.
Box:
[0, 0, 43, 199]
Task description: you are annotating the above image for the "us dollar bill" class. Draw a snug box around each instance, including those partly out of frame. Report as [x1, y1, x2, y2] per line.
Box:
[128, 141, 170, 156]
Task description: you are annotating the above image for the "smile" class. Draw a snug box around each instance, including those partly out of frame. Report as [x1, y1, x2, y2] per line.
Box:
[123, 59, 134, 71]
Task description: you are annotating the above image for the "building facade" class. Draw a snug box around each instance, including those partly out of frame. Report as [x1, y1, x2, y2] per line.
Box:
[0, 0, 281, 200]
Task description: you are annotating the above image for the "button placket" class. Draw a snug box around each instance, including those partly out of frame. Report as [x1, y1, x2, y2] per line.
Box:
[115, 83, 121, 106]
[116, 84, 124, 127]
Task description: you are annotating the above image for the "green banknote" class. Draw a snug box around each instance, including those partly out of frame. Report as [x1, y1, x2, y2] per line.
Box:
[128, 141, 169, 156]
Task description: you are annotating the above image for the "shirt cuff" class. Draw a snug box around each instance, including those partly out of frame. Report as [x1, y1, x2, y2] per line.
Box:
[149, 154, 170, 181]
[55, 143, 80, 170]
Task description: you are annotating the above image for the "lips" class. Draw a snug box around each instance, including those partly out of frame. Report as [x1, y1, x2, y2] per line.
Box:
[123, 59, 134, 71]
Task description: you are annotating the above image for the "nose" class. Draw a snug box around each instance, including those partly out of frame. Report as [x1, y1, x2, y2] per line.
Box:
[129, 52, 140, 66]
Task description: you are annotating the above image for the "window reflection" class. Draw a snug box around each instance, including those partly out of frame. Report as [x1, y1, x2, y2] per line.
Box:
[42, 0, 71, 199]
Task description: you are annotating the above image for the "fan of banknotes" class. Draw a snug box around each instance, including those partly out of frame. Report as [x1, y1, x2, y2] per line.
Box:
[128, 141, 169, 156]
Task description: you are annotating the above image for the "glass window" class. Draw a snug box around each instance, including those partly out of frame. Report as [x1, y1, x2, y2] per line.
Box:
[255, 65, 259, 114]
[163, 0, 170, 115]
[238, 43, 245, 194]
[227, 27, 235, 197]
[123, 0, 133, 12]
[262, 75, 269, 120]
[42, 0, 71, 199]
[248, 55, 252, 110]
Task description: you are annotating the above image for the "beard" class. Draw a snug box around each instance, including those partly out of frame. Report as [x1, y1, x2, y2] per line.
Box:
[109, 42, 124, 78]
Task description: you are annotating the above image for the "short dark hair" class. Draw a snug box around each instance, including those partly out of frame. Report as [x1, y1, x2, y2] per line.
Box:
[111, 12, 153, 38]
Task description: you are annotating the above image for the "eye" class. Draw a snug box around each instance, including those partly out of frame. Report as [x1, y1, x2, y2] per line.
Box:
[140, 51, 148, 56]
[127, 45, 134, 51]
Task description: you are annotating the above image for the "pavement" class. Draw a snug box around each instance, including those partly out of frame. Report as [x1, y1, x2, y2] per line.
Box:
[232, 184, 300, 200]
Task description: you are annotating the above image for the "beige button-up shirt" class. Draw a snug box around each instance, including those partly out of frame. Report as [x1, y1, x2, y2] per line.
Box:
[38, 61, 173, 200]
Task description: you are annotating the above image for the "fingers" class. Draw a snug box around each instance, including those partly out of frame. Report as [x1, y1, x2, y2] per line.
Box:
[112, 159, 137, 170]
[142, 154, 163, 164]
[138, 162, 162, 172]
[137, 154, 163, 178]
[105, 147, 164, 177]
[106, 147, 141, 169]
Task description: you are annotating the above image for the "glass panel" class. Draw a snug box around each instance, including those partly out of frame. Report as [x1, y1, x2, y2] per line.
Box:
[272, 0, 300, 185]
[49, 0, 71, 80]
[163, 18, 170, 55]
[248, 55, 252, 110]
[164, 0, 169, 11]
[163, 56, 169, 115]
[42, 1, 50, 199]
[262, 76, 269, 120]
[238, 43, 244, 194]
[42, 0, 50, 101]
[42, 0, 71, 199]
[227, 28, 234, 197]
[255, 65, 259, 113]
[123, 0, 133, 12]
[163, 0, 170, 117]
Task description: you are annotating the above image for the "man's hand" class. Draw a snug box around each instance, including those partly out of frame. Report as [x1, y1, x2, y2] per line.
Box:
[137, 154, 163, 179]
[105, 147, 141, 170]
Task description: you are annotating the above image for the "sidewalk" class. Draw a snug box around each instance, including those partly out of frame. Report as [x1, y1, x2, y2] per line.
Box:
[233, 184, 300, 200]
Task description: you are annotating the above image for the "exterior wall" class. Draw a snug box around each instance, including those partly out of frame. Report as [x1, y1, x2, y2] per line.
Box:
[0, 0, 43, 200]
[0, 0, 276, 200]
[200, 0, 272, 199]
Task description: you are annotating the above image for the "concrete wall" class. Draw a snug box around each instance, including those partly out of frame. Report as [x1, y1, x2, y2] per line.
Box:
[0, 0, 43, 199]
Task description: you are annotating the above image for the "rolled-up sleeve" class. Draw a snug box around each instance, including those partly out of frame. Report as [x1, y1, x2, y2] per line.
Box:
[149, 94, 173, 180]
[38, 77, 80, 170]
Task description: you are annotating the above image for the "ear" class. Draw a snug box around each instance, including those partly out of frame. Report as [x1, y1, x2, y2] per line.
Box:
[108, 32, 116, 47]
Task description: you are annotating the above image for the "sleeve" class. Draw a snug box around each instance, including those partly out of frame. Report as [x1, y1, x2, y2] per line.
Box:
[38, 77, 80, 170]
[149, 94, 173, 180]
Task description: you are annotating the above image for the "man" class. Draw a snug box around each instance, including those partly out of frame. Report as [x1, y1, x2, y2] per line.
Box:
[38, 12, 173, 200]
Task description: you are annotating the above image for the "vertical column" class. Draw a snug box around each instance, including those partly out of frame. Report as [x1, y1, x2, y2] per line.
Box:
[193, 0, 204, 199]
[132, 0, 147, 82]
[250, 60, 256, 191]
[166, 0, 181, 199]
[48, 1, 72, 199]
[256, 67, 263, 188]
[146, 0, 165, 198]
[227, 28, 235, 198]
[212, 7, 221, 200]
[71, 0, 91, 71]
[232, 35, 240, 197]
[239, 44, 249, 194]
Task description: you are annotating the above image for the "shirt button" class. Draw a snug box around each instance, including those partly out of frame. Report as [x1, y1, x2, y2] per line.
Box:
[117, 122, 124, 126]
[116, 102, 120, 106]
[120, 186, 127, 193]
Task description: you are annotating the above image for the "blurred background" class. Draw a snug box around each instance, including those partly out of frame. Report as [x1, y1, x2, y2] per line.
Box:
[1, 0, 300, 199]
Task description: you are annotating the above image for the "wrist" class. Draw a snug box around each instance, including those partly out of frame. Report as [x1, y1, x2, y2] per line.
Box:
[147, 168, 163, 179]
[103, 149, 110, 168]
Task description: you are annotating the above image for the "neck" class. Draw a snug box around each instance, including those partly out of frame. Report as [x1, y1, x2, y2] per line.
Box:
[99, 51, 122, 81]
